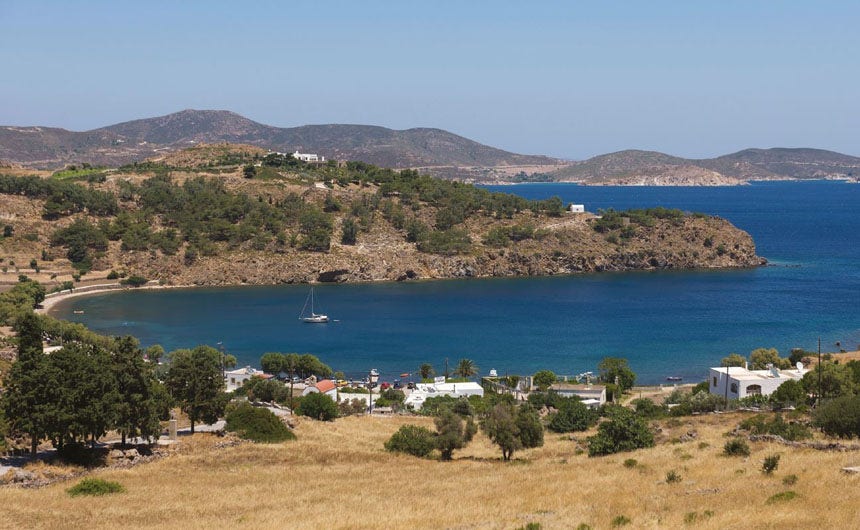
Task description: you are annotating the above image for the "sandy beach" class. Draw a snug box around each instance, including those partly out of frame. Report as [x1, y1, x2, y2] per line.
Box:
[37, 282, 187, 315]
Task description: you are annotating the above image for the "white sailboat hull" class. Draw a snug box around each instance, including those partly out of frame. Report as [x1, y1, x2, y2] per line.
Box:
[301, 314, 329, 323]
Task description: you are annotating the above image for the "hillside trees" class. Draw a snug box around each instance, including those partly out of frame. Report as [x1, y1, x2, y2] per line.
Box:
[2, 316, 168, 453]
[587, 406, 655, 457]
[598, 357, 636, 396]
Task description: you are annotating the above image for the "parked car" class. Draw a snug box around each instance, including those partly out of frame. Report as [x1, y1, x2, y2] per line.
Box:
[380, 382, 391, 390]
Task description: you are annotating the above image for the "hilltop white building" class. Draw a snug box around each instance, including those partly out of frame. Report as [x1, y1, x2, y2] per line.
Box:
[293, 150, 324, 162]
[568, 204, 585, 213]
[708, 365, 807, 400]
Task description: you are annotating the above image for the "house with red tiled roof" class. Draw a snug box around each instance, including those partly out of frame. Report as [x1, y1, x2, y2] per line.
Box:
[301, 379, 338, 400]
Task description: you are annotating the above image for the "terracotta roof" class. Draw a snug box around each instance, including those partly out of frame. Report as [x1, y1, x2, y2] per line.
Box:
[315, 379, 336, 393]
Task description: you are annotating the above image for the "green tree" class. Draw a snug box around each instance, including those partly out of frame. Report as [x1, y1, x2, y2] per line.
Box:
[384, 424, 435, 457]
[598, 357, 636, 393]
[720, 353, 747, 368]
[548, 398, 598, 433]
[242, 165, 257, 179]
[434, 409, 468, 460]
[481, 402, 522, 461]
[749, 348, 790, 370]
[587, 406, 654, 457]
[814, 395, 860, 438]
[770, 380, 806, 407]
[165, 345, 228, 434]
[340, 218, 357, 245]
[2, 313, 55, 454]
[111, 336, 163, 445]
[260, 352, 285, 374]
[453, 358, 478, 378]
[298, 392, 338, 421]
[801, 363, 857, 401]
[419, 363, 435, 380]
[515, 403, 544, 450]
[532, 370, 557, 391]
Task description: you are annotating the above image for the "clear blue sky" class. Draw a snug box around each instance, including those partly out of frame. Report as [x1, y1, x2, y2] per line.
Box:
[1, 1, 857, 159]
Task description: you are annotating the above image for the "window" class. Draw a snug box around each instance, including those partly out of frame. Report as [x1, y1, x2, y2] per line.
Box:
[747, 384, 762, 396]
[713, 377, 717, 387]
[730, 382, 738, 393]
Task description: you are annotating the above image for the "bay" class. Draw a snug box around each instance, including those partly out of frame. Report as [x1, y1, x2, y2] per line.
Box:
[53, 181, 860, 384]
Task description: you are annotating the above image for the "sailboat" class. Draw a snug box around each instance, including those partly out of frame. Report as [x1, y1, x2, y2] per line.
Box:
[299, 287, 329, 323]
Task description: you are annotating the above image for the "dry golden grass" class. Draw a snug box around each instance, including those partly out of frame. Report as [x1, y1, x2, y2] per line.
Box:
[2, 412, 860, 529]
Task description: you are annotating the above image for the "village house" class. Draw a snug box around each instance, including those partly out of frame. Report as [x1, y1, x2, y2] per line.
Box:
[548, 383, 607, 408]
[404, 380, 485, 409]
[225, 366, 273, 393]
[301, 379, 338, 400]
[708, 365, 807, 400]
[568, 204, 585, 213]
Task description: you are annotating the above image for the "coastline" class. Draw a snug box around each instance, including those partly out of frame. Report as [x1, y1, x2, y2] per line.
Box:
[38, 282, 188, 316]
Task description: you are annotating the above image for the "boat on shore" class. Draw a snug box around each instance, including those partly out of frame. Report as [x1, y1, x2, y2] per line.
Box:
[666, 376, 683, 382]
[299, 287, 329, 323]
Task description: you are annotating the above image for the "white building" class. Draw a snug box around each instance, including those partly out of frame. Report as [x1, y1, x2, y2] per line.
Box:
[404, 381, 484, 409]
[568, 204, 585, 213]
[293, 150, 324, 163]
[548, 383, 607, 408]
[301, 379, 338, 400]
[225, 366, 273, 393]
[708, 365, 807, 400]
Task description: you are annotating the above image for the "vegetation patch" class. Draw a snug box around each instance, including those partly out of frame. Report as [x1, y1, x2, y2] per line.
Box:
[384, 424, 435, 457]
[225, 402, 295, 443]
[66, 478, 125, 497]
[723, 438, 750, 457]
[765, 490, 797, 504]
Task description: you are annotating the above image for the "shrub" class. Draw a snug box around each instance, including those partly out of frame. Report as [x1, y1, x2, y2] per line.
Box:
[611, 515, 631, 527]
[297, 392, 339, 421]
[106, 270, 119, 280]
[782, 474, 798, 486]
[587, 407, 654, 457]
[723, 438, 750, 457]
[225, 402, 295, 443]
[762, 454, 780, 475]
[665, 470, 682, 483]
[631, 398, 665, 419]
[384, 424, 436, 457]
[623, 458, 638, 468]
[738, 413, 812, 441]
[67, 478, 125, 497]
[548, 398, 598, 433]
[120, 275, 148, 287]
[814, 395, 860, 438]
[766, 491, 797, 504]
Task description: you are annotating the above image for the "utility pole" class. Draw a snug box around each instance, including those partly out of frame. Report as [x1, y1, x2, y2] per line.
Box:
[444, 357, 449, 380]
[818, 337, 822, 406]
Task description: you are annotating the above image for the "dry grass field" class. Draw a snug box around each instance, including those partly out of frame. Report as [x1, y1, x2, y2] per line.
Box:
[2, 412, 860, 529]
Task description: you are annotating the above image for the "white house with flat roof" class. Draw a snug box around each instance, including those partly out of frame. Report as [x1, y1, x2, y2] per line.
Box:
[548, 383, 607, 408]
[225, 366, 273, 393]
[568, 204, 585, 213]
[293, 150, 324, 162]
[709, 365, 807, 400]
[404, 381, 484, 409]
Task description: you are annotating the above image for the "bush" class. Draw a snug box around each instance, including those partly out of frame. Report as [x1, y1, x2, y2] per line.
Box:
[120, 275, 148, 287]
[384, 424, 436, 457]
[297, 392, 339, 421]
[665, 470, 682, 483]
[762, 454, 780, 474]
[723, 438, 750, 457]
[623, 458, 638, 468]
[225, 402, 295, 443]
[106, 270, 119, 280]
[587, 407, 654, 457]
[766, 491, 797, 504]
[814, 395, 860, 438]
[67, 478, 125, 497]
[548, 398, 598, 433]
[738, 413, 812, 441]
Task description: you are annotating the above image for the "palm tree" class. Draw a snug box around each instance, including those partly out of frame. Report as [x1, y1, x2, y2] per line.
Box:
[453, 358, 478, 379]
[419, 363, 435, 380]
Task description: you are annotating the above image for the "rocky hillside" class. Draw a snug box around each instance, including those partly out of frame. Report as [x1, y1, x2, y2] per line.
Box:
[0, 110, 557, 171]
[548, 148, 860, 185]
[0, 146, 764, 291]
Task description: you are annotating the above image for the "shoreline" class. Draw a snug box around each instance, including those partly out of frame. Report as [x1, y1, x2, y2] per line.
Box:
[38, 283, 190, 316]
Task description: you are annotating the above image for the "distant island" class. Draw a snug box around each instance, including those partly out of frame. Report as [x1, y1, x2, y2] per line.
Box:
[2, 109, 858, 186]
[0, 144, 763, 291]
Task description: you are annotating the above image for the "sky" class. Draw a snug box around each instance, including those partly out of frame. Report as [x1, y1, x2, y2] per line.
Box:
[1, 1, 858, 159]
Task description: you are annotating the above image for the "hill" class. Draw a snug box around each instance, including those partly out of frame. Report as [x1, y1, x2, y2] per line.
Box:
[548, 148, 860, 185]
[0, 109, 557, 171]
[0, 145, 763, 292]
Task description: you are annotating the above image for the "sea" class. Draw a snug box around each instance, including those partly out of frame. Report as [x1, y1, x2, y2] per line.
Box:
[52, 181, 860, 385]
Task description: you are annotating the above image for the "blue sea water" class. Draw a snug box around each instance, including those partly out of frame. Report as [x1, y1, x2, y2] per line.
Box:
[53, 181, 860, 385]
